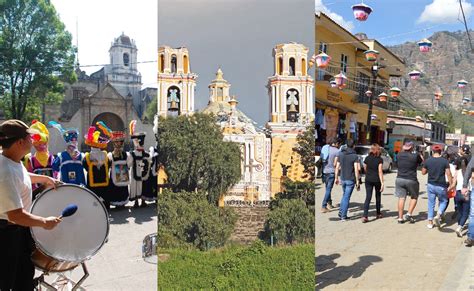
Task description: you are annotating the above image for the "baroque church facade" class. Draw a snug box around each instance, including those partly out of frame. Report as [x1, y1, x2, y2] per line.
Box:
[46, 33, 156, 154]
[157, 43, 314, 203]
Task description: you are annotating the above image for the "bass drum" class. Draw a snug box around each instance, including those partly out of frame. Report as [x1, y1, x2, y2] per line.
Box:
[30, 184, 109, 272]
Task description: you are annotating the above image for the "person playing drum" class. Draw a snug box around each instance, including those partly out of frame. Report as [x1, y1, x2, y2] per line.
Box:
[23, 120, 56, 197]
[108, 130, 130, 208]
[0, 120, 61, 290]
[49, 121, 86, 186]
[83, 122, 113, 210]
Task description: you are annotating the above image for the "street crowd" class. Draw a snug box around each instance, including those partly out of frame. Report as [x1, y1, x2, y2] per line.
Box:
[320, 138, 473, 247]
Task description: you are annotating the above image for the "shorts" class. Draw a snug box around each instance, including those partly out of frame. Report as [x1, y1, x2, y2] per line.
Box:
[395, 177, 420, 199]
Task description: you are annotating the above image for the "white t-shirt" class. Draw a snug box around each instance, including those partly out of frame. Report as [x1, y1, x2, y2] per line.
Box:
[0, 154, 32, 220]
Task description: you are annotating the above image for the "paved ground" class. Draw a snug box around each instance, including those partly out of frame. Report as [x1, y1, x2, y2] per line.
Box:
[316, 171, 473, 290]
[35, 201, 157, 290]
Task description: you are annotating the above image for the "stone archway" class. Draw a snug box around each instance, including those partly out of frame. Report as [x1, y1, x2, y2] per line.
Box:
[91, 112, 127, 152]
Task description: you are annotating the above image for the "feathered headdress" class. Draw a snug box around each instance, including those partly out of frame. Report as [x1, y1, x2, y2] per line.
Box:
[84, 121, 113, 149]
[129, 120, 146, 138]
[30, 120, 49, 145]
[48, 121, 79, 144]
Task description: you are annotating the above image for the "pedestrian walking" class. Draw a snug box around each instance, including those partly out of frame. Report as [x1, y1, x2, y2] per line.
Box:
[461, 155, 474, 247]
[422, 144, 454, 229]
[335, 139, 360, 221]
[362, 144, 384, 223]
[0, 120, 62, 290]
[452, 146, 471, 237]
[394, 141, 423, 224]
[321, 138, 340, 213]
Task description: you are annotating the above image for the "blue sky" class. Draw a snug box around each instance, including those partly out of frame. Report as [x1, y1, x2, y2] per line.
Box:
[316, 0, 473, 46]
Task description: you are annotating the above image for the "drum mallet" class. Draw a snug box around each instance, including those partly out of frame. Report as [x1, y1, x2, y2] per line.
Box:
[59, 204, 78, 218]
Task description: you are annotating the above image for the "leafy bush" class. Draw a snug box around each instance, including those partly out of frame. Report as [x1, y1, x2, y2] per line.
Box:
[158, 190, 237, 250]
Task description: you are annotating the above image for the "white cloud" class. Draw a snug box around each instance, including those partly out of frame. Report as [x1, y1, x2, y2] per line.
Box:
[418, 0, 472, 24]
[315, 0, 355, 32]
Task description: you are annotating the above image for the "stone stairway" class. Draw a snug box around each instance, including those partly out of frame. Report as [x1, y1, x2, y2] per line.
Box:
[229, 206, 269, 244]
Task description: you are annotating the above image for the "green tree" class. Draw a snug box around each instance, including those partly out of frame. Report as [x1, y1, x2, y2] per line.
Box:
[157, 190, 237, 250]
[293, 124, 315, 181]
[145, 95, 157, 122]
[263, 199, 314, 245]
[156, 113, 241, 204]
[274, 179, 315, 211]
[0, 0, 76, 121]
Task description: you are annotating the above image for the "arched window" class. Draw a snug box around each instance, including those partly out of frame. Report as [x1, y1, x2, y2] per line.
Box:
[123, 53, 130, 67]
[301, 58, 306, 76]
[183, 55, 189, 74]
[289, 58, 295, 76]
[286, 89, 299, 122]
[159, 54, 165, 73]
[278, 57, 283, 75]
[171, 55, 177, 73]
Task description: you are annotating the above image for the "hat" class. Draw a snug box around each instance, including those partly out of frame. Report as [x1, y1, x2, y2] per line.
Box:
[48, 121, 79, 144]
[461, 144, 471, 154]
[30, 120, 49, 145]
[111, 131, 126, 141]
[129, 120, 146, 139]
[402, 141, 414, 151]
[0, 119, 37, 141]
[84, 122, 113, 149]
[432, 144, 443, 152]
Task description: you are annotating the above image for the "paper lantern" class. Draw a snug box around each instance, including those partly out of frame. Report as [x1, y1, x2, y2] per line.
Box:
[364, 50, 379, 62]
[378, 92, 388, 102]
[469, 110, 474, 116]
[330, 80, 337, 88]
[415, 115, 422, 122]
[365, 90, 373, 97]
[434, 92, 443, 101]
[462, 109, 468, 115]
[457, 79, 468, 88]
[428, 114, 435, 119]
[417, 38, 432, 53]
[314, 53, 331, 68]
[351, 3, 373, 21]
[334, 72, 347, 88]
[370, 114, 377, 120]
[389, 87, 401, 98]
[408, 70, 421, 80]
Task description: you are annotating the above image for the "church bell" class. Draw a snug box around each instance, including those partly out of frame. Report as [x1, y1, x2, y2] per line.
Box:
[169, 101, 179, 111]
[288, 103, 297, 113]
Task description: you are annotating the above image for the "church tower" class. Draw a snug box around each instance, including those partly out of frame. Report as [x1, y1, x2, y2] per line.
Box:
[157, 46, 197, 117]
[104, 33, 142, 109]
[267, 42, 314, 123]
[266, 43, 314, 197]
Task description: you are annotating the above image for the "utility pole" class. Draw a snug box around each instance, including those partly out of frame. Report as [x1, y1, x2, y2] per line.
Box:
[366, 63, 379, 144]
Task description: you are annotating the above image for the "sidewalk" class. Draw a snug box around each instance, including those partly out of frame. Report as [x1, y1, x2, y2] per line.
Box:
[316, 171, 473, 290]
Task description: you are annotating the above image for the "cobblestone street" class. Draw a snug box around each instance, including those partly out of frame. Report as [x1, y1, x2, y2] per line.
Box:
[316, 171, 473, 290]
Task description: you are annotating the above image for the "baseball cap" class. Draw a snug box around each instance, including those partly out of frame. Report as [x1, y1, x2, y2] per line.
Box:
[0, 119, 38, 141]
[402, 141, 414, 151]
[461, 144, 471, 154]
[432, 144, 443, 152]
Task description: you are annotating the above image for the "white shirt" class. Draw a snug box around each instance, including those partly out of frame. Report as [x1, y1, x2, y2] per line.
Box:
[0, 154, 32, 220]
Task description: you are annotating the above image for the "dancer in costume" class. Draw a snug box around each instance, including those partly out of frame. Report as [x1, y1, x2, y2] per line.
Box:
[142, 146, 158, 203]
[107, 130, 130, 207]
[49, 121, 86, 186]
[24, 120, 55, 197]
[128, 120, 150, 208]
[83, 122, 112, 210]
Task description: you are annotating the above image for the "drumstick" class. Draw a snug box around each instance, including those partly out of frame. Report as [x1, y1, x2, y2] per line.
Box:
[59, 204, 78, 218]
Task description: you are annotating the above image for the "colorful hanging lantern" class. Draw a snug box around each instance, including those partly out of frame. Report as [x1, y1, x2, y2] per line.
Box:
[434, 92, 443, 101]
[415, 115, 422, 122]
[389, 87, 401, 98]
[351, 3, 373, 21]
[469, 110, 474, 116]
[314, 52, 331, 68]
[365, 90, 373, 97]
[417, 38, 432, 53]
[462, 97, 471, 104]
[462, 109, 468, 115]
[334, 72, 347, 88]
[378, 92, 388, 102]
[457, 79, 468, 88]
[428, 114, 435, 119]
[364, 50, 379, 62]
[408, 70, 421, 80]
[330, 80, 337, 88]
[398, 109, 405, 115]
[370, 114, 377, 120]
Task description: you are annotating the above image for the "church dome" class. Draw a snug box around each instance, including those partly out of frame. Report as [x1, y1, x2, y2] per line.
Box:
[114, 32, 134, 47]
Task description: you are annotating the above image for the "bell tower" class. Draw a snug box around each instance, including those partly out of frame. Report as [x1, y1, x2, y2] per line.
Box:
[267, 42, 314, 124]
[157, 46, 197, 117]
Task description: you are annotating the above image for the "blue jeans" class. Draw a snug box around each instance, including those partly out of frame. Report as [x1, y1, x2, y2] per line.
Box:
[454, 190, 470, 227]
[322, 173, 335, 208]
[427, 184, 448, 220]
[339, 180, 355, 219]
[469, 189, 474, 240]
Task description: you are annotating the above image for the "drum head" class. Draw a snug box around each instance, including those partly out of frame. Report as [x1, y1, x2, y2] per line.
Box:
[30, 184, 109, 262]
